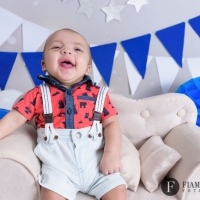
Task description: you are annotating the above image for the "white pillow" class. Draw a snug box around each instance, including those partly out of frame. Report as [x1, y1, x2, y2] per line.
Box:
[120, 134, 140, 192]
[138, 135, 181, 193]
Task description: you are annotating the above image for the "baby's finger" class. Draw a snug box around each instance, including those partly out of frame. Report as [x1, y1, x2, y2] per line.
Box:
[100, 164, 102, 170]
[113, 167, 120, 173]
[104, 170, 109, 176]
[114, 168, 119, 173]
[100, 164, 105, 173]
[108, 169, 114, 174]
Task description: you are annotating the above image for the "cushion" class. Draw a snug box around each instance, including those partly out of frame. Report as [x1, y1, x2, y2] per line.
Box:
[138, 135, 181, 193]
[120, 134, 140, 192]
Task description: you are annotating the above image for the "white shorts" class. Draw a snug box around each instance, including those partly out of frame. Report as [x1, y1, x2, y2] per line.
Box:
[34, 126, 126, 200]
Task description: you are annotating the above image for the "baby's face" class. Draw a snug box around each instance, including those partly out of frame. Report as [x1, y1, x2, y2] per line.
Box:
[42, 30, 91, 88]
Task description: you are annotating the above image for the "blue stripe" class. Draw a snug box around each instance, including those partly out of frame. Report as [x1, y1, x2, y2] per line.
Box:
[78, 96, 96, 101]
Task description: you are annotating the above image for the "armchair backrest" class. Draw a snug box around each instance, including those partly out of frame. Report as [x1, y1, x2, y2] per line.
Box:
[110, 93, 197, 149]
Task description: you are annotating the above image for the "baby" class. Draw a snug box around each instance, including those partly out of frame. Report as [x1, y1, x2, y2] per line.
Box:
[0, 29, 127, 200]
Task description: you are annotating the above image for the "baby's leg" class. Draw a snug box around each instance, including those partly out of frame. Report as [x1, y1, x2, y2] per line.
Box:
[41, 187, 67, 200]
[101, 185, 127, 200]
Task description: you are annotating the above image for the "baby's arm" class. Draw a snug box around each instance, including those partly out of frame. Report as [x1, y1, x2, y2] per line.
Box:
[100, 115, 122, 175]
[0, 109, 27, 140]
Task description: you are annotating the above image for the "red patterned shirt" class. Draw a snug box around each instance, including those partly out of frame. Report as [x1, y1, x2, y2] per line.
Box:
[13, 76, 117, 129]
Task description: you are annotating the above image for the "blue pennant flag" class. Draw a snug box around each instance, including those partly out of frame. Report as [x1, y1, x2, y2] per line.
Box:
[121, 34, 151, 79]
[90, 43, 117, 86]
[0, 52, 17, 90]
[189, 16, 200, 37]
[156, 22, 185, 67]
[21, 52, 45, 86]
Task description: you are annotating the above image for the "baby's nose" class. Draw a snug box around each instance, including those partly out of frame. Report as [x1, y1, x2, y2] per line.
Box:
[62, 49, 71, 54]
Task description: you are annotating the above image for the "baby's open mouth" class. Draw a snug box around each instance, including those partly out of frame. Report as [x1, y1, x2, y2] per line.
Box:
[60, 60, 74, 68]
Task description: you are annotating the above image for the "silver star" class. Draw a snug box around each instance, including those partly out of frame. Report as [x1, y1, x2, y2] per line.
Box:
[77, 0, 98, 18]
[127, 0, 149, 12]
[101, 0, 124, 23]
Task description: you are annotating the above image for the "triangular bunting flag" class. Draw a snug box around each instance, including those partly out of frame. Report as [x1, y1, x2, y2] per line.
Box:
[155, 57, 180, 93]
[92, 47, 120, 85]
[0, 7, 23, 46]
[90, 44, 103, 85]
[124, 52, 153, 95]
[90, 43, 117, 86]
[147, 56, 153, 66]
[186, 58, 200, 78]
[123, 52, 142, 95]
[21, 52, 45, 85]
[121, 34, 151, 79]
[92, 60, 102, 85]
[155, 22, 185, 67]
[22, 20, 52, 52]
[188, 16, 200, 37]
[0, 52, 17, 90]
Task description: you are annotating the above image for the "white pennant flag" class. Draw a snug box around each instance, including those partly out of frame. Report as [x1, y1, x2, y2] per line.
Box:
[186, 58, 200, 78]
[124, 52, 153, 95]
[92, 60, 102, 84]
[155, 57, 180, 93]
[147, 56, 153, 68]
[90, 44, 101, 84]
[22, 20, 52, 52]
[0, 7, 23, 46]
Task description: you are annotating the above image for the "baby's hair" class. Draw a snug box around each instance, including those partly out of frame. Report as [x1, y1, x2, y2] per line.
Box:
[42, 28, 92, 65]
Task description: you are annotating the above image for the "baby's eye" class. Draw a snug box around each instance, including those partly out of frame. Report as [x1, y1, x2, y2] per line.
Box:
[52, 46, 60, 49]
[75, 48, 82, 52]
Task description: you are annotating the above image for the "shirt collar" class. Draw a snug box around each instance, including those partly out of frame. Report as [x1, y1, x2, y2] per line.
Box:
[37, 74, 95, 92]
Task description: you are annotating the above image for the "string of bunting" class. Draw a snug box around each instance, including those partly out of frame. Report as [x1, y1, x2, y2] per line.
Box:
[0, 7, 200, 94]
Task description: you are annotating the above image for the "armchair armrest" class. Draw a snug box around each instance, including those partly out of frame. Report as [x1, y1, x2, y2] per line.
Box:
[164, 122, 200, 200]
[0, 123, 41, 195]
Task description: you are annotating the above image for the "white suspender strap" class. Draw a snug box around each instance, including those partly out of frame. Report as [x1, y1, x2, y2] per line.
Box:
[40, 83, 52, 115]
[94, 86, 109, 115]
[40, 83, 58, 142]
[88, 86, 109, 138]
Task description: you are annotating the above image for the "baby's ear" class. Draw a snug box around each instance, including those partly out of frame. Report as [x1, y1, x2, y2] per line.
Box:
[85, 64, 92, 75]
[41, 60, 47, 72]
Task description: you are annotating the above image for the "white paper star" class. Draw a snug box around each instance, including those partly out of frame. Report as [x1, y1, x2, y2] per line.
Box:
[77, 0, 98, 18]
[127, 0, 149, 12]
[101, 0, 124, 23]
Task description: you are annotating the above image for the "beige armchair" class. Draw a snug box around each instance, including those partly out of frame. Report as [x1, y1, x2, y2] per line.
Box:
[0, 92, 200, 200]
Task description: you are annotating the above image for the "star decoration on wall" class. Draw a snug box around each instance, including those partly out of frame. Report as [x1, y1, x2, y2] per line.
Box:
[127, 0, 149, 12]
[77, 0, 98, 18]
[101, 0, 124, 23]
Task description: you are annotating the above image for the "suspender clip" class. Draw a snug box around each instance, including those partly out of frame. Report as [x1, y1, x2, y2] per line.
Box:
[43, 113, 54, 123]
[93, 111, 101, 121]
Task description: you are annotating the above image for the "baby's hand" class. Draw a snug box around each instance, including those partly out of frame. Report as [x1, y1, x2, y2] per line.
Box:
[100, 151, 122, 176]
